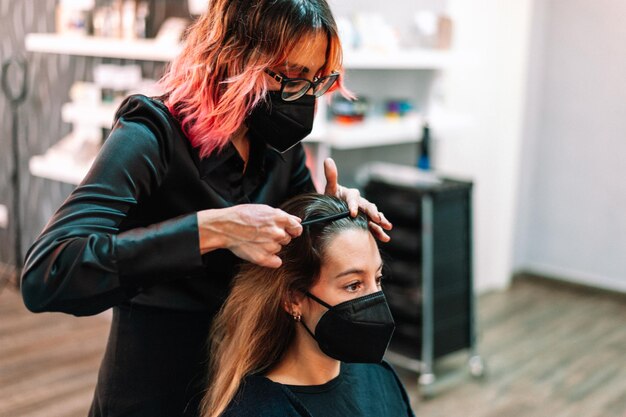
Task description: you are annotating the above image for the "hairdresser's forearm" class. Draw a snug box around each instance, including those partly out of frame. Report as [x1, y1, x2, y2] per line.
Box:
[21, 210, 204, 316]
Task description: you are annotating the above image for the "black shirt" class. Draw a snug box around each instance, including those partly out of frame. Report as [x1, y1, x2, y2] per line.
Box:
[21, 94, 315, 315]
[222, 362, 415, 417]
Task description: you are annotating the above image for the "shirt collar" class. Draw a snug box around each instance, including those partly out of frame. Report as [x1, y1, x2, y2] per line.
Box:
[199, 141, 239, 176]
[198, 138, 285, 178]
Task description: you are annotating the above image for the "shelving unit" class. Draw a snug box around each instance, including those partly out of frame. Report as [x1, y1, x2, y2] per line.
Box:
[35, 99, 426, 185]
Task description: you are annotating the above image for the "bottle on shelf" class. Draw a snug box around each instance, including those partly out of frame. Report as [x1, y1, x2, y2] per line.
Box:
[56, 0, 95, 36]
[417, 121, 431, 170]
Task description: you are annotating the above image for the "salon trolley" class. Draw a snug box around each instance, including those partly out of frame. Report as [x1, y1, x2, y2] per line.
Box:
[360, 162, 486, 397]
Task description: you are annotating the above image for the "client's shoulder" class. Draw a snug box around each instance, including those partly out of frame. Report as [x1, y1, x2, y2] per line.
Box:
[221, 375, 306, 417]
[343, 360, 400, 378]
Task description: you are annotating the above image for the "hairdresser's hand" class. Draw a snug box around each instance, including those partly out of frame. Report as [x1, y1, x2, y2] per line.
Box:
[323, 158, 392, 242]
[197, 205, 303, 268]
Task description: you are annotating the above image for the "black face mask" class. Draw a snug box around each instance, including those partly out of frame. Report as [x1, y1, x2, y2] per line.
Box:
[301, 291, 396, 363]
[246, 91, 315, 154]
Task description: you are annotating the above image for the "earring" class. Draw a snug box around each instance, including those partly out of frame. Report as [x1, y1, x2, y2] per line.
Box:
[292, 312, 301, 322]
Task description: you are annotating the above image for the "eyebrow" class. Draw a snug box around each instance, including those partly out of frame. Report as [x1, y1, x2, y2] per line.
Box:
[279, 63, 310, 74]
[334, 263, 384, 279]
[279, 60, 328, 76]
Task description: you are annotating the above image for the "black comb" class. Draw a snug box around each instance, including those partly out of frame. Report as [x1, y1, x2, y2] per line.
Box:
[300, 210, 351, 226]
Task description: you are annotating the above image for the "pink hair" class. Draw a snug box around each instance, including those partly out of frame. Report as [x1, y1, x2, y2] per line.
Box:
[157, 0, 350, 159]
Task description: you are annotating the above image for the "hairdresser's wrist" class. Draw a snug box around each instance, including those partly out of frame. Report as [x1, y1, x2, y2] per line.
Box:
[197, 209, 229, 255]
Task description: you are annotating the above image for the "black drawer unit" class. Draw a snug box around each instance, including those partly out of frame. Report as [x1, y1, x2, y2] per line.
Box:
[364, 169, 485, 395]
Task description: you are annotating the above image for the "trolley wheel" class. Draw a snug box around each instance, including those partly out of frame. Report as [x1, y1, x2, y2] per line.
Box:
[468, 355, 486, 379]
[418, 372, 436, 399]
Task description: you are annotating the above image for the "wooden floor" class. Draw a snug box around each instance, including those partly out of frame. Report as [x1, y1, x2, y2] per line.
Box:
[401, 277, 626, 417]
[1, 275, 625, 417]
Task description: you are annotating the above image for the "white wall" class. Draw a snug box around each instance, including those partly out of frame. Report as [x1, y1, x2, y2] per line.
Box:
[327, 0, 536, 294]
[515, 0, 626, 292]
[435, 0, 534, 293]
[327, 0, 626, 294]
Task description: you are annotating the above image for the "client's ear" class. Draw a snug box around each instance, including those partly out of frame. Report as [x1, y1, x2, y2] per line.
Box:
[283, 290, 305, 315]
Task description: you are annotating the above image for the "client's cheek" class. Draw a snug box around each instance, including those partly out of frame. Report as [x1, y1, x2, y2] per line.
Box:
[307, 307, 325, 328]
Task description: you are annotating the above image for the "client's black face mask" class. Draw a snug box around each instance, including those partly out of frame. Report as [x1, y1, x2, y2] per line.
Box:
[301, 291, 396, 363]
[246, 91, 315, 154]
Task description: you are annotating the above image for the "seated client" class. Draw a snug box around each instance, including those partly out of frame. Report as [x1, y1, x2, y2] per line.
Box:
[202, 193, 415, 417]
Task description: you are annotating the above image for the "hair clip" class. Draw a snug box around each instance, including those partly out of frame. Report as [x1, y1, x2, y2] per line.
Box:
[301, 210, 351, 226]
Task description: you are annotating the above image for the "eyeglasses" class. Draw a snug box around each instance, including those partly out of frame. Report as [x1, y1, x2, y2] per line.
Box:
[264, 69, 339, 102]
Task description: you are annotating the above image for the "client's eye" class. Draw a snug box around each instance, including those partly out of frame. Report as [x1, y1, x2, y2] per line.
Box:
[345, 281, 362, 292]
[376, 275, 384, 287]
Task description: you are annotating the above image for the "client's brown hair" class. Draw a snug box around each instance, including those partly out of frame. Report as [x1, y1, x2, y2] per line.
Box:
[202, 193, 369, 417]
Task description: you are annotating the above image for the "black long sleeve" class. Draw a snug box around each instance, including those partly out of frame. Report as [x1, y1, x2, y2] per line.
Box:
[21, 94, 315, 316]
[21, 97, 203, 315]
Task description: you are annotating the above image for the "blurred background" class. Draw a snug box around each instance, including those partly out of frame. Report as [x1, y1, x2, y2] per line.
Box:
[1, 0, 625, 416]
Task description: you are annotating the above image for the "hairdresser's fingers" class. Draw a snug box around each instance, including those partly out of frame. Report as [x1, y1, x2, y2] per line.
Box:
[273, 228, 292, 246]
[285, 223, 303, 238]
[267, 241, 283, 254]
[256, 254, 283, 269]
[253, 232, 286, 256]
[361, 201, 380, 222]
[359, 198, 393, 231]
[339, 187, 361, 217]
[231, 206, 299, 241]
[263, 241, 284, 268]
[323, 158, 362, 216]
[378, 211, 392, 229]
[245, 242, 283, 268]
[369, 221, 391, 243]
[274, 210, 303, 238]
[323, 158, 339, 197]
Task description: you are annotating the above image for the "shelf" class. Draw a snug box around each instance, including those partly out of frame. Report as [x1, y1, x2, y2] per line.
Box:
[29, 134, 98, 185]
[306, 113, 423, 149]
[343, 48, 451, 70]
[25, 33, 451, 68]
[62, 101, 119, 127]
[25, 33, 182, 61]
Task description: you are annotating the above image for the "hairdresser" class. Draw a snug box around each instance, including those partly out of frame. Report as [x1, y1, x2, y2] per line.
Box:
[20, 1, 391, 416]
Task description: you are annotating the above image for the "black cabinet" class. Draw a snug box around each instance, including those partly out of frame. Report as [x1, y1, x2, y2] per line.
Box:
[364, 168, 485, 394]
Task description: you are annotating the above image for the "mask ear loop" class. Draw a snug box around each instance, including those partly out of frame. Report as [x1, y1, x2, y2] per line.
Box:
[299, 291, 333, 340]
[300, 319, 317, 339]
[305, 291, 333, 309]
